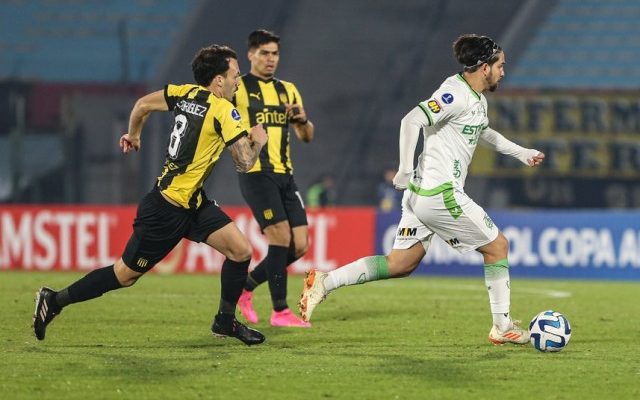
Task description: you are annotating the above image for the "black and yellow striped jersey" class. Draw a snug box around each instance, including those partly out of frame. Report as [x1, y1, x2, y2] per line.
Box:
[157, 84, 247, 209]
[234, 73, 304, 174]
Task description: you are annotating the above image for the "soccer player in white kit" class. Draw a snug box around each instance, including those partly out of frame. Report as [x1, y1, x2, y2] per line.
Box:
[299, 34, 545, 345]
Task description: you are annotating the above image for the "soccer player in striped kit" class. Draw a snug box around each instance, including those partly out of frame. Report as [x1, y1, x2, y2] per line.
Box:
[234, 29, 315, 328]
[33, 45, 268, 346]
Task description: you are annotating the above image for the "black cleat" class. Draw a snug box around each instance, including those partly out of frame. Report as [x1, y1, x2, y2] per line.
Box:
[33, 287, 61, 341]
[211, 315, 265, 346]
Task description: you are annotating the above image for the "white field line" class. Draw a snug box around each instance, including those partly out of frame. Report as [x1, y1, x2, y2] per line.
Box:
[375, 280, 572, 298]
[112, 283, 572, 299]
[419, 282, 572, 298]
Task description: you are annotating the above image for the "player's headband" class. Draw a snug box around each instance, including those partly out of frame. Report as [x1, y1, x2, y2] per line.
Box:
[463, 38, 500, 70]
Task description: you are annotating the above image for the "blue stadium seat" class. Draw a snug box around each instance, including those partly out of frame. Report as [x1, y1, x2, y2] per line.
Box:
[0, 0, 192, 82]
[505, 0, 640, 89]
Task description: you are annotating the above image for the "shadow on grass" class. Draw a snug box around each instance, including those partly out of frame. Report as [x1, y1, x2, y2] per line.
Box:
[23, 337, 253, 381]
[375, 354, 479, 385]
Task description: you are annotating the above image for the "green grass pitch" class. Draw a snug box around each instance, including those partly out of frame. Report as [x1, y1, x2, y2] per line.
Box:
[1, 270, 639, 400]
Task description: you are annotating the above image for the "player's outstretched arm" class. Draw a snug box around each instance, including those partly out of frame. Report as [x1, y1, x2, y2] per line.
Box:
[479, 127, 545, 167]
[120, 90, 169, 153]
[228, 124, 268, 172]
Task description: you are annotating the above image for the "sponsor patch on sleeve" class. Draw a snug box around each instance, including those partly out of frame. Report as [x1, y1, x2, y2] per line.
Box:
[426, 99, 441, 113]
[231, 108, 241, 121]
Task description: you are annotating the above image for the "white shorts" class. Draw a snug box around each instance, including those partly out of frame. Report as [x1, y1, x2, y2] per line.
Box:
[393, 187, 498, 253]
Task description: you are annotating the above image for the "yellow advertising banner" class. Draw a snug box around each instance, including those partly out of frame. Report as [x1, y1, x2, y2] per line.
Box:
[473, 91, 640, 178]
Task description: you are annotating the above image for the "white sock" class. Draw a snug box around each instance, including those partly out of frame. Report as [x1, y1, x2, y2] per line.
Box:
[325, 256, 389, 292]
[484, 260, 511, 331]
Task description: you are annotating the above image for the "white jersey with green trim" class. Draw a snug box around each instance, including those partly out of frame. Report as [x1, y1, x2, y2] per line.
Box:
[412, 73, 489, 190]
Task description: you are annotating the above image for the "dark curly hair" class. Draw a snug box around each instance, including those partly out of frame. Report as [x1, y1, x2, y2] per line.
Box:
[453, 34, 502, 72]
[191, 44, 237, 86]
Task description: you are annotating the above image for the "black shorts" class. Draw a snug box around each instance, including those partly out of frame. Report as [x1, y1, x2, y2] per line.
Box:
[122, 188, 232, 273]
[238, 172, 308, 230]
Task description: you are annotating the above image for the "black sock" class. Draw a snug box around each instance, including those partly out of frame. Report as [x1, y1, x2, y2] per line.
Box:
[286, 250, 301, 267]
[55, 265, 122, 308]
[218, 258, 250, 314]
[214, 311, 234, 324]
[245, 262, 267, 291]
[245, 249, 301, 292]
[264, 245, 289, 311]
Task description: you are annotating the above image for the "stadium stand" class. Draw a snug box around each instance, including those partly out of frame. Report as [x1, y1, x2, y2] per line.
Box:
[7, 0, 634, 207]
[0, 0, 195, 82]
[195, 0, 538, 205]
[505, 0, 640, 88]
[0, 0, 193, 202]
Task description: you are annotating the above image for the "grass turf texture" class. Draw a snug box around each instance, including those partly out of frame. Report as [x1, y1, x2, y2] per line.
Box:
[1, 270, 639, 400]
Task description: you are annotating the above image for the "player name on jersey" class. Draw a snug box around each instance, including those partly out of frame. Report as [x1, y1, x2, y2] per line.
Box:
[175, 99, 207, 117]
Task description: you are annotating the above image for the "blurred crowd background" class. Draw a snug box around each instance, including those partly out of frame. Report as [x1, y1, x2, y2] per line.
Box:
[1, 0, 639, 209]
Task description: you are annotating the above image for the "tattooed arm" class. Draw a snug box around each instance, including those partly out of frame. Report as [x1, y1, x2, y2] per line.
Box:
[228, 124, 268, 172]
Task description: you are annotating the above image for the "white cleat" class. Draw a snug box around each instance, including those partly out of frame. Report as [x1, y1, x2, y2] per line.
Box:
[488, 320, 530, 345]
[298, 269, 328, 322]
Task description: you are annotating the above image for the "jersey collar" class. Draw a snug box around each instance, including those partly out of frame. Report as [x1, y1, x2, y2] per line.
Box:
[246, 72, 276, 83]
[456, 73, 481, 101]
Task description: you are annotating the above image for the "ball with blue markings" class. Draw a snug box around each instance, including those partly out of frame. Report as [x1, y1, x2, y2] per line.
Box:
[529, 310, 572, 352]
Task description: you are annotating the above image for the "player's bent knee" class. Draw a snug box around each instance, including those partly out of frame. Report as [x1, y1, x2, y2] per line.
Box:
[119, 278, 139, 288]
[265, 222, 292, 246]
[387, 257, 419, 278]
[394, 264, 418, 278]
[114, 259, 142, 287]
[294, 241, 309, 259]
[481, 232, 509, 260]
[226, 241, 253, 262]
[386, 245, 424, 278]
[494, 233, 509, 256]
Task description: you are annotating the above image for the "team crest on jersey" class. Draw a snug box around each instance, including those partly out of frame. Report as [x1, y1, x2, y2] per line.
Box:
[483, 213, 494, 229]
[263, 209, 274, 220]
[279, 93, 289, 104]
[441, 93, 454, 104]
[136, 257, 149, 269]
[231, 108, 241, 121]
[426, 99, 441, 113]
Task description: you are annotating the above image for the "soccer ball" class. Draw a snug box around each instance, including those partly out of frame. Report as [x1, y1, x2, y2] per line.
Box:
[529, 310, 571, 352]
